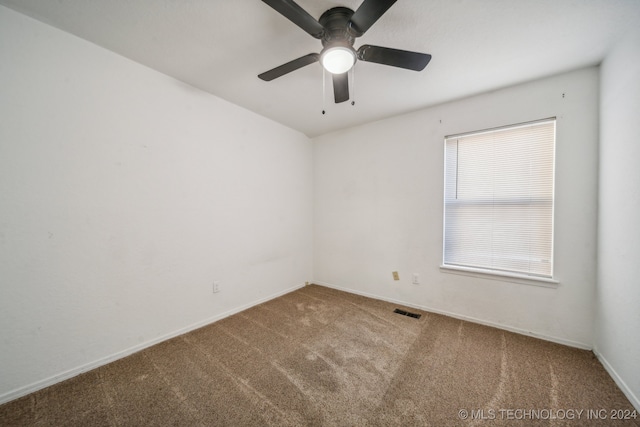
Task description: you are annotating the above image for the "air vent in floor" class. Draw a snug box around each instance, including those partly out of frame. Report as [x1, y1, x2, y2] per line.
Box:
[393, 308, 421, 319]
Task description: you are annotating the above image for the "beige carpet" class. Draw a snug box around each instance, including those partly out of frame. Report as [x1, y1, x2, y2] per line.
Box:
[1, 284, 638, 426]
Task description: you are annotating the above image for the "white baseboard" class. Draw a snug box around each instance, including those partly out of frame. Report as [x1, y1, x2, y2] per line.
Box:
[593, 349, 640, 412]
[313, 280, 592, 350]
[0, 283, 305, 406]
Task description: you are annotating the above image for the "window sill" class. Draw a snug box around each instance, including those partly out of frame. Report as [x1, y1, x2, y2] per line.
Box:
[439, 265, 559, 288]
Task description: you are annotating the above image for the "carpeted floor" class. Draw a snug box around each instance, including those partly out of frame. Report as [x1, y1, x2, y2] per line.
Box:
[1, 284, 638, 426]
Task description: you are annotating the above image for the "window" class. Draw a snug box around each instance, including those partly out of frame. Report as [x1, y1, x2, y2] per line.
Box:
[443, 118, 556, 280]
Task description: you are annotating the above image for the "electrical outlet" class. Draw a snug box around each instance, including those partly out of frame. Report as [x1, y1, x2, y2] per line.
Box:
[412, 273, 420, 284]
[213, 281, 220, 293]
[392, 271, 399, 281]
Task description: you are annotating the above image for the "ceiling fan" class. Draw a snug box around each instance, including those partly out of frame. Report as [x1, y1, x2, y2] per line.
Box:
[258, 0, 432, 104]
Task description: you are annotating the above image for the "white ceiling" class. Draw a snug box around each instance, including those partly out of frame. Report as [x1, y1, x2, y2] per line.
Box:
[2, 0, 639, 137]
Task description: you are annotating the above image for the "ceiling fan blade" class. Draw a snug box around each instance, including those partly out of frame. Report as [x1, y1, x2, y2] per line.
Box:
[262, 0, 325, 39]
[357, 44, 431, 71]
[348, 0, 397, 36]
[258, 53, 320, 81]
[332, 72, 350, 103]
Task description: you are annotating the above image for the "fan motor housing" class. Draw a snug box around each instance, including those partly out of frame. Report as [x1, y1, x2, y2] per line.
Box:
[319, 7, 356, 48]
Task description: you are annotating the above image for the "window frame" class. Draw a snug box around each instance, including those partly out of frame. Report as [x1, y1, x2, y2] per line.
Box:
[440, 118, 558, 286]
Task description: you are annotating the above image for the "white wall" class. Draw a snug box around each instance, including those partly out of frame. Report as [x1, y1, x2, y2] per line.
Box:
[596, 28, 640, 409]
[0, 5, 312, 402]
[314, 67, 599, 348]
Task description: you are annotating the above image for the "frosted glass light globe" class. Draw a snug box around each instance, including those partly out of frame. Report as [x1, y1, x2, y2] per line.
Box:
[321, 47, 356, 74]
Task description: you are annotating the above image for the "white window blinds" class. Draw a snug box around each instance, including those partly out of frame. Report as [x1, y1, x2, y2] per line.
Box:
[443, 118, 556, 278]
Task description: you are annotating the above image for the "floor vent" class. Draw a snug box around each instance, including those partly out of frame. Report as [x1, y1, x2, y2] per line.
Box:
[393, 308, 422, 319]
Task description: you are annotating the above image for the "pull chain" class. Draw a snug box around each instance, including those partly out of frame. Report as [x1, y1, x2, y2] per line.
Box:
[350, 63, 356, 106]
[322, 67, 326, 115]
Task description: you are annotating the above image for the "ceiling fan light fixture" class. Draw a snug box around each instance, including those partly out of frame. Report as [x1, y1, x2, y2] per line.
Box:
[259, 1, 432, 104]
[321, 46, 356, 74]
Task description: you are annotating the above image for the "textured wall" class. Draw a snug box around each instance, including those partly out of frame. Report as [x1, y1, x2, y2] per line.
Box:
[0, 5, 312, 402]
[597, 27, 640, 410]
